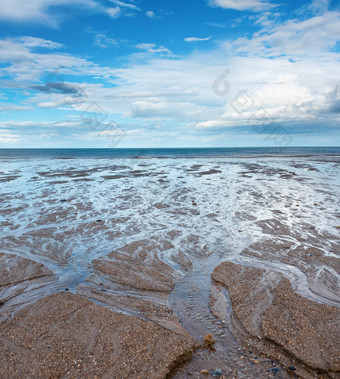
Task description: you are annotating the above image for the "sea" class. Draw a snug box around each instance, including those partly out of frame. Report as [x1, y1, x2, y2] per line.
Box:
[0, 146, 339, 159]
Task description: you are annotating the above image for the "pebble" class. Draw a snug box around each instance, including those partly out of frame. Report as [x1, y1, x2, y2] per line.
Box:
[200, 369, 209, 375]
[210, 368, 222, 377]
[253, 360, 260, 364]
[288, 366, 296, 371]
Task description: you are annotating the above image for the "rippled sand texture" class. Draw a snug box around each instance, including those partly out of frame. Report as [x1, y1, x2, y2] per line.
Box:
[0, 157, 339, 378]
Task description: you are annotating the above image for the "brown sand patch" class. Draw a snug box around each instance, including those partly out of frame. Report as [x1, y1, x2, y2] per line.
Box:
[93, 240, 179, 292]
[211, 261, 340, 376]
[241, 239, 340, 303]
[0, 292, 198, 379]
[77, 283, 187, 335]
[0, 252, 53, 287]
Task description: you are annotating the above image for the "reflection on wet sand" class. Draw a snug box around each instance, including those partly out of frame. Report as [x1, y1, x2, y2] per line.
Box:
[0, 157, 339, 378]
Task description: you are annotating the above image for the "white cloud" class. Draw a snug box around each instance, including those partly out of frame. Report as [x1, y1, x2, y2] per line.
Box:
[0, 37, 111, 81]
[14, 36, 63, 49]
[145, 11, 155, 18]
[128, 101, 201, 118]
[109, 0, 140, 11]
[136, 43, 172, 54]
[229, 11, 340, 57]
[0, 0, 98, 25]
[94, 33, 118, 48]
[1, 120, 80, 128]
[0, 104, 32, 111]
[20, 45, 339, 132]
[185, 36, 212, 42]
[0, 130, 21, 143]
[209, 0, 276, 11]
[106, 7, 121, 18]
[307, 0, 331, 15]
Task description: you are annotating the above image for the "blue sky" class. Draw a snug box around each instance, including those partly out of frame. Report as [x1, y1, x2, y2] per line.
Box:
[0, 0, 339, 148]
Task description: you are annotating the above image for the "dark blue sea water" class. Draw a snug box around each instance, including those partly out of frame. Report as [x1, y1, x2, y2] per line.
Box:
[0, 147, 339, 159]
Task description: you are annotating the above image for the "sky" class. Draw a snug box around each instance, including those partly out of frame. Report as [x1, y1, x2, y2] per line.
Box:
[0, 0, 339, 148]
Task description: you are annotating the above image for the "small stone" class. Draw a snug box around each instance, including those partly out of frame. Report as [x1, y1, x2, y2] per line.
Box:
[210, 368, 222, 377]
[240, 356, 244, 359]
[203, 333, 215, 350]
[96, 219, 103, 223]
[253, 360, 260, 364]
[200, 369, 209, 375]
[65, 288, 69, 291]
[288, 366, 296, 371]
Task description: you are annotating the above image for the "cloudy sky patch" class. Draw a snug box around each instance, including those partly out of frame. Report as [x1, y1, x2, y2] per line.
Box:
[0, 0, 339, 147]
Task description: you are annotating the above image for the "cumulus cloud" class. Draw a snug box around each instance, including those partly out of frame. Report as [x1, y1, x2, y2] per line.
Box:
[145, 11, 155, 18]
[185, 36, 212, 42]
[106, 7, 121, 18]
[209, 0, 276, 11]
[327, 85, 340, 113]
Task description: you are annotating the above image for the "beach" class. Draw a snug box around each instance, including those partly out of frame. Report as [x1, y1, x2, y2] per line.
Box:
[0, 150, 339, 378]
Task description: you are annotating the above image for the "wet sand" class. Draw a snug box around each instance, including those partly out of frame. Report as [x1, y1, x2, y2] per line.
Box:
[0, 156, 339, 378]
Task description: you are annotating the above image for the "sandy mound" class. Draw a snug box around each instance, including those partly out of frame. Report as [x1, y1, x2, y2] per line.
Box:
[0, 252, 54, 316]
[0, 252, 53, 287]
[93, 240, 180, 293]
[211, 261, 340, 377]
[0, 292, 198, 379]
